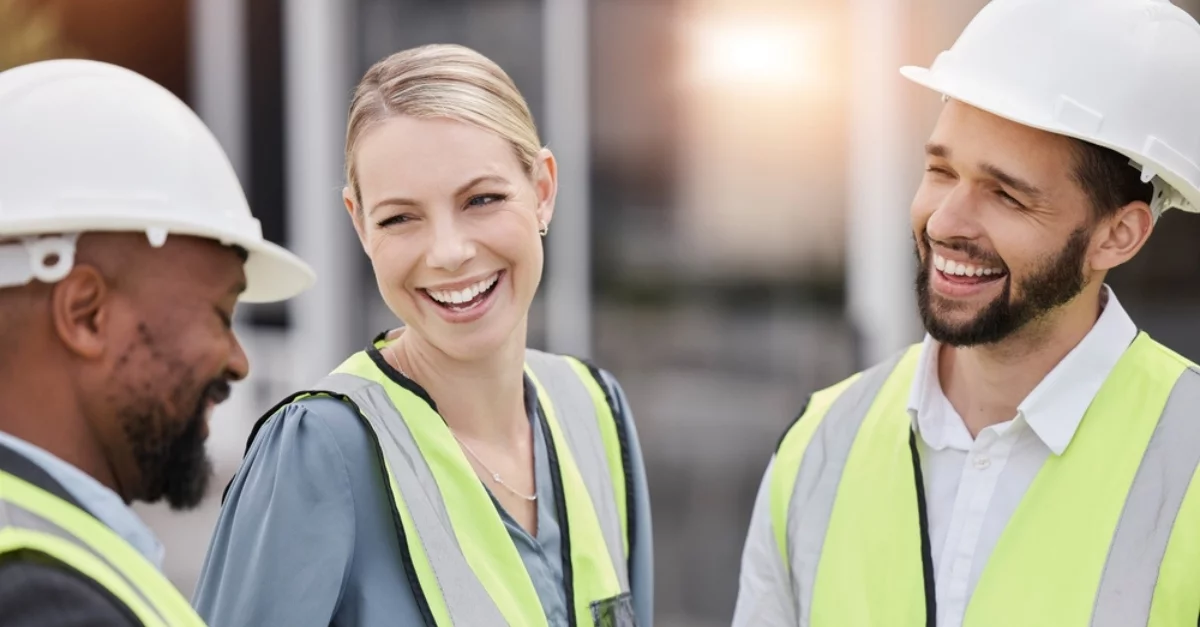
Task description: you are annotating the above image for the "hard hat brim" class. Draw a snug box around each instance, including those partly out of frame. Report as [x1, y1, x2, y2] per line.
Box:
[239, 238, 317, 304]
[0, 215, 315, 304]
[899, 64, 1200, 215]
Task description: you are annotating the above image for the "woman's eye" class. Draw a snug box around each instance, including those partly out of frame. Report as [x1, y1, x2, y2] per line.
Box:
[376, 214, 413, 228]
[467, 194, 506, 207]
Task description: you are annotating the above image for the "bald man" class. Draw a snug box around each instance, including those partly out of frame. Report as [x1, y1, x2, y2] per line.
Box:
[0, 58, 313, 627]
[0, 233, 250, 625]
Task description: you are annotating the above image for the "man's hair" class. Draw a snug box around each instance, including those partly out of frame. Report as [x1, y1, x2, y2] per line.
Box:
[1071, 140, 1154, 219]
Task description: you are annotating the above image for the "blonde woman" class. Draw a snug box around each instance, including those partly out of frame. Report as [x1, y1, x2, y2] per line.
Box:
[192, 44, 652, 627]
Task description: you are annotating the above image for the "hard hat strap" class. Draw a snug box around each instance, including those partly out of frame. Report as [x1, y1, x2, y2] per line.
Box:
[1148, 177, 1191, 221]
[0, 234, 79, 290]
[1122, 158, 1193, 221]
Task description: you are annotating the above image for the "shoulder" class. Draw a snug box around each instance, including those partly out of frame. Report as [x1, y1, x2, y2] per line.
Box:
[225, 394, 379, 511]
[1137, 332, 1200, 370]
[774, 370, 863, 454]
[244, 395, 375, 467]
[775, 344, 921, 453]
[203, 397, 369, 612]
[0, 558, 139, 627]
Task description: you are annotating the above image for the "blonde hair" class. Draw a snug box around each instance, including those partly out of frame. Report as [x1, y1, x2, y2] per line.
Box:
[344, 44, 542, 204]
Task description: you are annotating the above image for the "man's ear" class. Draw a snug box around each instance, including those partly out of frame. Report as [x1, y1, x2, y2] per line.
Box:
[1090, 201, 1154, 272]
[51, 265, 110, 360]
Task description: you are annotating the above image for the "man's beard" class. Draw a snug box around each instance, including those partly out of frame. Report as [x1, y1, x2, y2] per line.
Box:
[123, 378, 226, 510]
[915, 226, 1091, 346]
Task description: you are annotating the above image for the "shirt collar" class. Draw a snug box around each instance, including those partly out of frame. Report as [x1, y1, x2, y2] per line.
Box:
[907, 333, 968, 451]
[0, 430, 165, 569]
[907, 285, 1138, 455]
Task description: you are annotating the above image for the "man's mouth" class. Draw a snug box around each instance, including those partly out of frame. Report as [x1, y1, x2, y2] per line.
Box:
[205, 380, 231, 407]
[933, 253, 1007, 284]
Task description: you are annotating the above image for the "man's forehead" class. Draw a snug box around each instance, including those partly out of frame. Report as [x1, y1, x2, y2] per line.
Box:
[113, 234, 248, 295]
[182, 239, 247, 290]
[931, 101, 1074, 156]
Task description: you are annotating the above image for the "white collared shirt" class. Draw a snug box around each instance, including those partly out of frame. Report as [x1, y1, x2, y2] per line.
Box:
[0, 430, 165, 569]
[909, 286, 1136, 626]
[732, 286, 1137, 627]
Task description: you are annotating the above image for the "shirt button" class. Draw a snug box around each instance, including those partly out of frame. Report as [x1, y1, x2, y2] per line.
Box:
[973, 455, 991, 470]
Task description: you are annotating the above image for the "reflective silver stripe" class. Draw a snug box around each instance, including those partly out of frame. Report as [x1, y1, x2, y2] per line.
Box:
[1092, 366, 1200, 626]
[786, 352, 904, 626]
[317, 373, 507, 626]
[0, 496, 166, 624]
[524, 349, 629, 593]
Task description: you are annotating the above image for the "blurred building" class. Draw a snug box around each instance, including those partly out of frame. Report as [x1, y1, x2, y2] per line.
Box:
[5, 0, 1200, 624]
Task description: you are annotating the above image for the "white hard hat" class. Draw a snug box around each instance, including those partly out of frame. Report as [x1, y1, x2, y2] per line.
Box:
[0, 59, 315, 303]
[900, 0, 1200, 219]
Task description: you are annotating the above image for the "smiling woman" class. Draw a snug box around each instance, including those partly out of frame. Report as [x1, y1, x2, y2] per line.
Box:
[193, 44, 653, 627]
[348, 112, 548, 356]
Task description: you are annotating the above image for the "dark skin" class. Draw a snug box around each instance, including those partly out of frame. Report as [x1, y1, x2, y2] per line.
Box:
[0, 232, 248, 508]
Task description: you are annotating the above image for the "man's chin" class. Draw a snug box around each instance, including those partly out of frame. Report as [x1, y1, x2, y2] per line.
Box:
[928, 304, 981, 325]
[927, 328, 991, 348]
[921, 304, 993, 343]
[924, 311, 1021, 347]
[155, 429, 214, 511]
[161, 460, 213, 511]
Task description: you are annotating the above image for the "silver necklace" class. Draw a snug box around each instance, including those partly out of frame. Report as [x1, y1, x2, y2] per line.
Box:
[386, 343, 537, 502]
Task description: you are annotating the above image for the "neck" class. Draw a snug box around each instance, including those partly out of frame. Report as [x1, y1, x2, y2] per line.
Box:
[390, 323, 530, 443]
[0, 356, 121, 498]
[940, 285, 1105, 437]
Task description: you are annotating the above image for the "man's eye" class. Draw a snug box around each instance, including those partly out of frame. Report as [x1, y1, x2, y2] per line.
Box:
[996, 189, 1024, 208]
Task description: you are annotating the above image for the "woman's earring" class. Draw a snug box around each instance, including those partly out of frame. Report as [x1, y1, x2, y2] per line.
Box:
[538, 220, 549, 237]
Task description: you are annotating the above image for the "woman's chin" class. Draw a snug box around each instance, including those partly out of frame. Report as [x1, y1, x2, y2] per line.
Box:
[417, 317, 527, 363]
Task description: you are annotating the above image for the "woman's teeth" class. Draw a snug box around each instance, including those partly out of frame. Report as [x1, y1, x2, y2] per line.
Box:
[425, 273, 499, 306]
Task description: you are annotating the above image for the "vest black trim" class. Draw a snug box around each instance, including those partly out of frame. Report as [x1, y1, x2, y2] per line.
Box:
[909, 430, 937, 626]
[0, 553, 144, 626]
[0, 440, 89, 515]
[534, 397, 578, 627]
[775, 395, 813, 453]
[577, 357, 638, 572]
[365, 342, 439, 410]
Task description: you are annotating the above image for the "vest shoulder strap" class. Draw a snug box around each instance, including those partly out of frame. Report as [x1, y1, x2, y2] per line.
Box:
[770, 346, 919, 568]
[524, 349, 633, 581]
[0, 470, 167, 626]
[315, 371, 510, 626]
[0, 443, 207, 626]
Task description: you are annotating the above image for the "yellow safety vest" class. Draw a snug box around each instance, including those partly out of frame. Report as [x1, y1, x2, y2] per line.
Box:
[0, 443, 207, 626]
[771, 332, 1200, 626]
[248, 341, 636, 627]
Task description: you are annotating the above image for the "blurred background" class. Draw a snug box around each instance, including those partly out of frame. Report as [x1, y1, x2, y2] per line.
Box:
[6, 0, 1200, 624]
